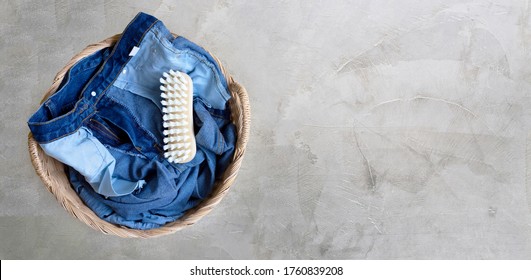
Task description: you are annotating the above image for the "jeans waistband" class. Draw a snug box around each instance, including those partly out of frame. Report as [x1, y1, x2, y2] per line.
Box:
[28, 12, 160, 143]
[29, 12, 231, 144]
[81, 12, 163, 103]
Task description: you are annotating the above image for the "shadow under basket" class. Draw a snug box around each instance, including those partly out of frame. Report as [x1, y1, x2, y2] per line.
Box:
[27, 34, 251, 238]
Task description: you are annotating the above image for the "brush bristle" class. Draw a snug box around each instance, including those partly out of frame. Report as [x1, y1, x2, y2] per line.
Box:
[161, 70, 195, 164]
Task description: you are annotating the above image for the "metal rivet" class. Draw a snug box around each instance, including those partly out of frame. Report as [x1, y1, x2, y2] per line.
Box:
[122, 69, 127, 74]
[91, 91, 96, 97]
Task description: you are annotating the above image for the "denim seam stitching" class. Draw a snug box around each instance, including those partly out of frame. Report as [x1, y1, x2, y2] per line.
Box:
[28, 101, 90, 126]
[152, 30, 229, 102]
[90, 123, 118, 143]
[180, 49, 228, 101]
[44, 61, 101, 103]
[89, 118, 122, 142]
[85, 132, 109, 182]
[34, 18, 160, 142]
[76, 12, 145, 100]
[37, 111, 97, 144]
[93, 20, 161, 105]
[106, 97, 159, 147]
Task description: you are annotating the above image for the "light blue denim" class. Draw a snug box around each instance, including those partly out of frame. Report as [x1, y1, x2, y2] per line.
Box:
[41, 127, 145, 197]
[28, 12, 237, 229]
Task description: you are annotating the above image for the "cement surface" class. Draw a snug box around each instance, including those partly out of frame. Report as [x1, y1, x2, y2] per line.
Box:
[1, 0, 531, 259]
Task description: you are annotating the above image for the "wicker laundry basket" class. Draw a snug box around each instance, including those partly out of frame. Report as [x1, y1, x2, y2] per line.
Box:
[27, 34, 250, 238]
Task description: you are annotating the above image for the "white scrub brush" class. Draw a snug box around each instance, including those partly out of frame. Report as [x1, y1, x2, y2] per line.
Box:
[160, 69, 196, 163]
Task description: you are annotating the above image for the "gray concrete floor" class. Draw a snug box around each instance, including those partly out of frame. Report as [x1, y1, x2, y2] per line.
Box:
[1, 0, 531, 259]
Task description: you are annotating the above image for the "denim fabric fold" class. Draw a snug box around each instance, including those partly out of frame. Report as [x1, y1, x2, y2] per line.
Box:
[28, 12, 236, 229]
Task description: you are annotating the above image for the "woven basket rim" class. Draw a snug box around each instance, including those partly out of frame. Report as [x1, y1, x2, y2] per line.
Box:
[27, 33, 251, 238]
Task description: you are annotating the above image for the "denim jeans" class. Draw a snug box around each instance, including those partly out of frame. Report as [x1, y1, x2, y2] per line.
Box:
[28, 12, 236, 229]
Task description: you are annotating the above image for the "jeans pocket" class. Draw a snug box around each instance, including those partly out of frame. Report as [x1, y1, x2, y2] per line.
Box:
[87, 116, 131, 147]
[89, 119, 121, 142]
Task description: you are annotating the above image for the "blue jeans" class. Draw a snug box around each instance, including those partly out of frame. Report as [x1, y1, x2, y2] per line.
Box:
[27, 12, 236, 229]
